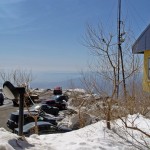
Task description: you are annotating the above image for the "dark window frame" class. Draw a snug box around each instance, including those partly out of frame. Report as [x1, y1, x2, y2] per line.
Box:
[148, 58, 150, 80]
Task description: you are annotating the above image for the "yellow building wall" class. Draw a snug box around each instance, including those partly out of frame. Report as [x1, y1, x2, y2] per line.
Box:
[143, 50, 150, 91]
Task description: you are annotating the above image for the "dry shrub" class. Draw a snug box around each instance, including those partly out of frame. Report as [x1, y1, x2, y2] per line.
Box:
[109, 91, 150, 120]
[67, 84, 150, 131]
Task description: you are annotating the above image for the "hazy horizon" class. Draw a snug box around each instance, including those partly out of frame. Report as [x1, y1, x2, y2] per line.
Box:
[30, 72, 83, 89]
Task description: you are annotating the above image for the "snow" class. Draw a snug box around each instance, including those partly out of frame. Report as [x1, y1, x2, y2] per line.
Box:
[67, 88, 86, 93]
[0, 114, 150, 150]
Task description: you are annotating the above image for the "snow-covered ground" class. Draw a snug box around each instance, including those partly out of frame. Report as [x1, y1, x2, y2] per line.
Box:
[0, 114, 149, 150]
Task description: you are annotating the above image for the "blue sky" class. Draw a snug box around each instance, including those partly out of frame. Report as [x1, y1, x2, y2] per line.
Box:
[0, 0, 150, 84]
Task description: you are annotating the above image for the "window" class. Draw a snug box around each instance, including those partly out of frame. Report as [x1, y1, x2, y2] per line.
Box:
[148, 58, 150, 79]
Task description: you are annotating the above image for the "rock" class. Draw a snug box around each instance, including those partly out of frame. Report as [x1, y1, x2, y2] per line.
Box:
[69, 112, 92, 130]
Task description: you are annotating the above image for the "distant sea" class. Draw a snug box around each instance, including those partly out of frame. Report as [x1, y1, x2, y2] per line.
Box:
[30, 72, 84, 89]
[0, 72, 142, 93]
[0, 72, 84, 90]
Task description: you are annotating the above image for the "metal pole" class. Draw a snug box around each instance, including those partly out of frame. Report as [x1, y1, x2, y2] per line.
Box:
[17, 87, 25, 136]
[117, 0, 121, 98]
[119, 0, 127, 99]
[117, 0, 127, 99]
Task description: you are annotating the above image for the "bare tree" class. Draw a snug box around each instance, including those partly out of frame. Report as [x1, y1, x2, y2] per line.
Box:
[0, 68, 33, 89]
[82, 23, 142, 130]
[83, 23, 141, 99]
